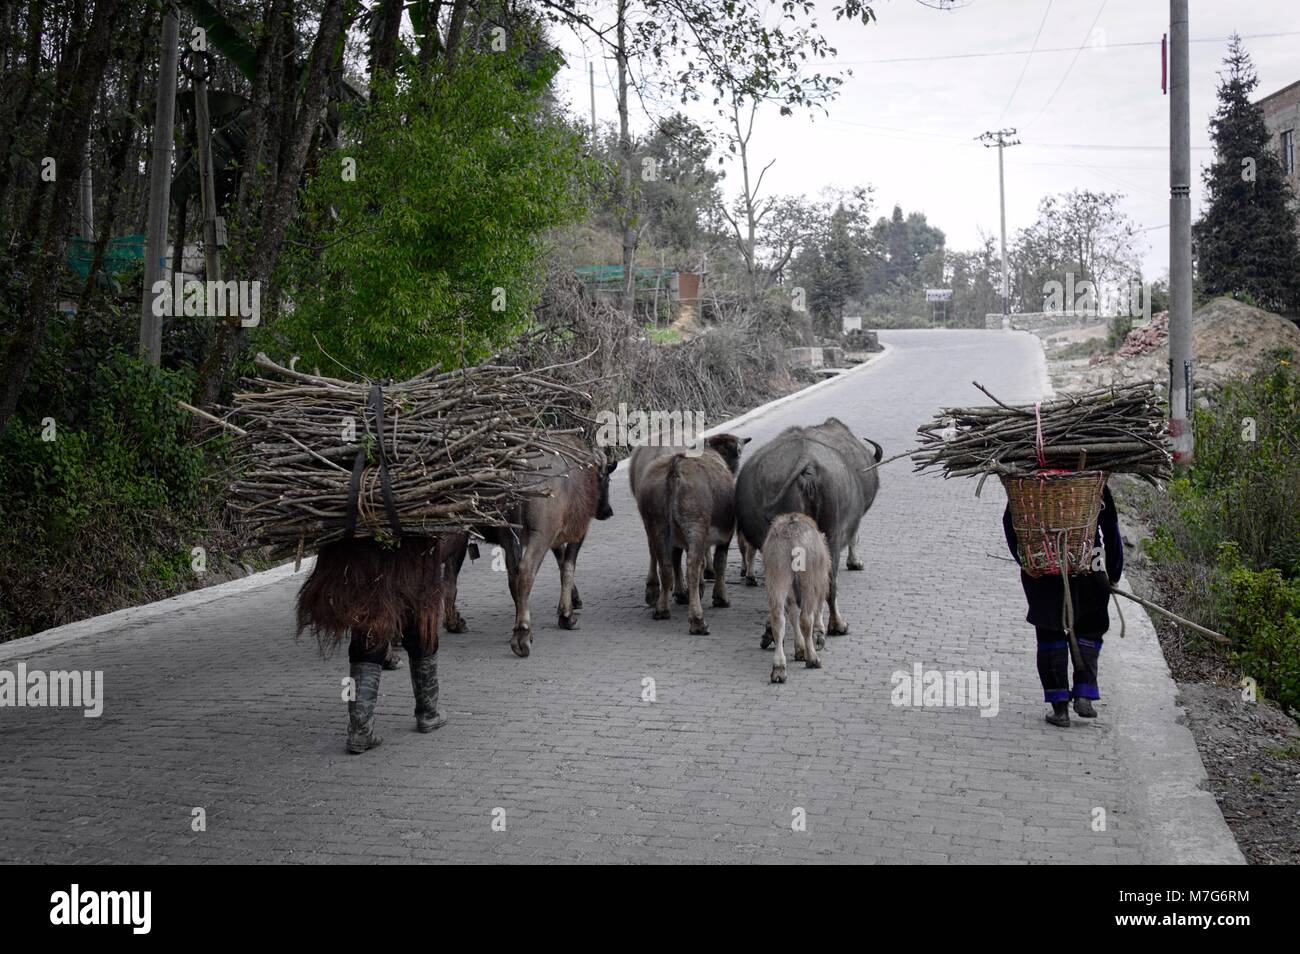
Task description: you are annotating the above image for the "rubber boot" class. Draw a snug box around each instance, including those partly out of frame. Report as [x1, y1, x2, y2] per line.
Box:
[1045, 701, 1071, 728]
[1074, 698, 1097, 718]
[347, 662, 384, 754]
[409, 652, 448, 733]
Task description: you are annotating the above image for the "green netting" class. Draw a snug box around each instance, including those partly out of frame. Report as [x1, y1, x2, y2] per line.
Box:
[66, 234, 146, 279]
[574, 265, 674, 291]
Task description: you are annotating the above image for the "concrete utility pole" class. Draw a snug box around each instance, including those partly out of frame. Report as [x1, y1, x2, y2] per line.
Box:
[1168, 0, 1194, 466]
[140, 7, 180, 366]
[589, 61, 597, 139]
[979, 128, 1020, 315]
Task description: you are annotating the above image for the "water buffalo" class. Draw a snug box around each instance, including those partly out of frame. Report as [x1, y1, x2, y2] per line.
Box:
[634, 434, 748, 633]
[734, 417, 881, 640]
[629, 441, 726, 604]
[805, 417, 883, 570]
[763, 513, 831, 683]
[444, 436, 616, 658]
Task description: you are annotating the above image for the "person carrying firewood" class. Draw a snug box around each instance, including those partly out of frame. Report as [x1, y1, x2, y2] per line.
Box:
[1003, 484, 1124, 728]
[297, 536, 450, 754]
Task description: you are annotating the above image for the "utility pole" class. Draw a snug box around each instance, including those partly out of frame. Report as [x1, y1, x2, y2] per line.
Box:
[186, 48, 223, 286]
[589, 61, 597, 139]
[140, 7, 180, 366]
[979, 128, 1020, 315]
[1168, 0, 1194, 467]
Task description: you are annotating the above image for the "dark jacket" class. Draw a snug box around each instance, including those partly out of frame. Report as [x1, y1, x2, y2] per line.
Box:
[1003, 484, 1124, 633]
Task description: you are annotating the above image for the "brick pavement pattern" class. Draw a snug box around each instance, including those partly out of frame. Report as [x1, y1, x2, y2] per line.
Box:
[0, 330, 1232, 863]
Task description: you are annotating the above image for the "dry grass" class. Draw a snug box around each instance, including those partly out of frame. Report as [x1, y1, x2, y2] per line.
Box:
[501, 273, 796, 443]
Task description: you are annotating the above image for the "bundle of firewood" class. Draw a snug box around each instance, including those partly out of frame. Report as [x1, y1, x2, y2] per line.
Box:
[226, 353, 596, 553]
[912, 381, 1171, 486]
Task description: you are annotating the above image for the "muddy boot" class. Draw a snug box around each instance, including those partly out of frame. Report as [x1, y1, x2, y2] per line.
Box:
[1073, 697, 1097, 718]
[409, 652, 448, 733]
[347, 662, 384, 754]
[1045, 701, 1071, 728]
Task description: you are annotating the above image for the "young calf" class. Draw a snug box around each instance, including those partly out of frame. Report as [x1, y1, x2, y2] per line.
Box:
[635, 434, 748, 634]
[763, 513, 831, 683]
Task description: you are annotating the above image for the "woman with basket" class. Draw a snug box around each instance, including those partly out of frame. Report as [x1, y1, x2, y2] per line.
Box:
[1003, 480, 1124, 728]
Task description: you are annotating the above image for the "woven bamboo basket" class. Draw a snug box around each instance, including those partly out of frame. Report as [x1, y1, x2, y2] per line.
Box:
[1001, 470, 1107, 577]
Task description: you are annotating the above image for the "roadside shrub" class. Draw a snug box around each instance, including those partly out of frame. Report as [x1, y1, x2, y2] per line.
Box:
[1145, 355, 1300, 709]
[1215, 547, 1300, 712]
[0, 348, 218, 640]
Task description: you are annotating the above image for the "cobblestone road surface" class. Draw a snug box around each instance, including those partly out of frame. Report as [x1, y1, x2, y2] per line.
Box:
[0, 330, 1239, 863]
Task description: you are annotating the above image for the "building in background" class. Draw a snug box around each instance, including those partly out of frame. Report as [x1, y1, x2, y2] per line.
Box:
[1259, 79, 1300, 228]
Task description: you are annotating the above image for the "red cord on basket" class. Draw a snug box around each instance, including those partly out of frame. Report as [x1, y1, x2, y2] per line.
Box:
[1034, 402, 1047, 470]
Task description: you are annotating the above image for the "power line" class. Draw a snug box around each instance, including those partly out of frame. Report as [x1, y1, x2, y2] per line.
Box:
[1022, 0, 1109, 130]
[998, 0, 1054, 125]
[821, 116, 1212, 153]
[823, 30, 1300, 66]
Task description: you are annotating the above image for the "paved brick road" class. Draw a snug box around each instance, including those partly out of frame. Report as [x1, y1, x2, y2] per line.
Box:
[0, 330, 1239, 863]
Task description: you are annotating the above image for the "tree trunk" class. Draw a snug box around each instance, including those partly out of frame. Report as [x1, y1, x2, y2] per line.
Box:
[0, 0, 47, 201]
[443, 0, 469, 70]
[195, 0, 350, 405]
[418, 0, 443, 68]
[616, 0, 636, 316]
[0, 0, 120, 436]
[234, 0, 291, 221]
[77, 13, 151, 311]
[370, 0, 405, 85]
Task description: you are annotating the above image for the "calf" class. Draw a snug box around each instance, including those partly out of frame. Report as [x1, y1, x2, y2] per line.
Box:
[635, 434, 748, 634]
[763, 513, 831, 683]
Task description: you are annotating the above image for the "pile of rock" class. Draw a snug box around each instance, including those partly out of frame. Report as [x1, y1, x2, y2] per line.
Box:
[1056, 297, 1300, 393]
[1112, 311, 1169, 359]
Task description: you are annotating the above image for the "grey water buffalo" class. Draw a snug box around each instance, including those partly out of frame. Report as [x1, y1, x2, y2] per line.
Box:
[629, 441, 725, 605]
[805, 417, 883, 570]
[629, 444, 681, 603]
[444, 436, 616, 658]
[734, 417, 881, 639]
[763, 513, 831, 683]
[634, 434, 748, 634]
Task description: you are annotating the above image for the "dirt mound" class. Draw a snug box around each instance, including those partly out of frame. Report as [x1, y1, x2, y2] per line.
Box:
[1058, 297, 1300, 392]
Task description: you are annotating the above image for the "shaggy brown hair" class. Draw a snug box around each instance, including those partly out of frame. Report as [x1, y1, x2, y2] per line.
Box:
[296, 536, 445, 655]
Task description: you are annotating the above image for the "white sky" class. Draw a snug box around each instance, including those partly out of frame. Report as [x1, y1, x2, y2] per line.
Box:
[551, 0, 1300, 280]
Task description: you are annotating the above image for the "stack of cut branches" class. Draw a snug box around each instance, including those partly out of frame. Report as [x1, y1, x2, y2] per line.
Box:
[913, 381, 1171, 487]
[227, 353, 596, 554]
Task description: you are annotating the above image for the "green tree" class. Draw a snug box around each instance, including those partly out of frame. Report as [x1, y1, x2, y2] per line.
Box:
[1010, 190, 1140, 313]
[268, 48, 592, 379]
[790, 188, 875, 332]
[1193, 35, 1300, 314]
[864, 205, 945, 294]
[636, 114, 725, 255]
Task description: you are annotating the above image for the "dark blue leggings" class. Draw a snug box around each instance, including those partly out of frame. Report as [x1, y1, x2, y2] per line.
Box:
[1034, 627, 1102, 702]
